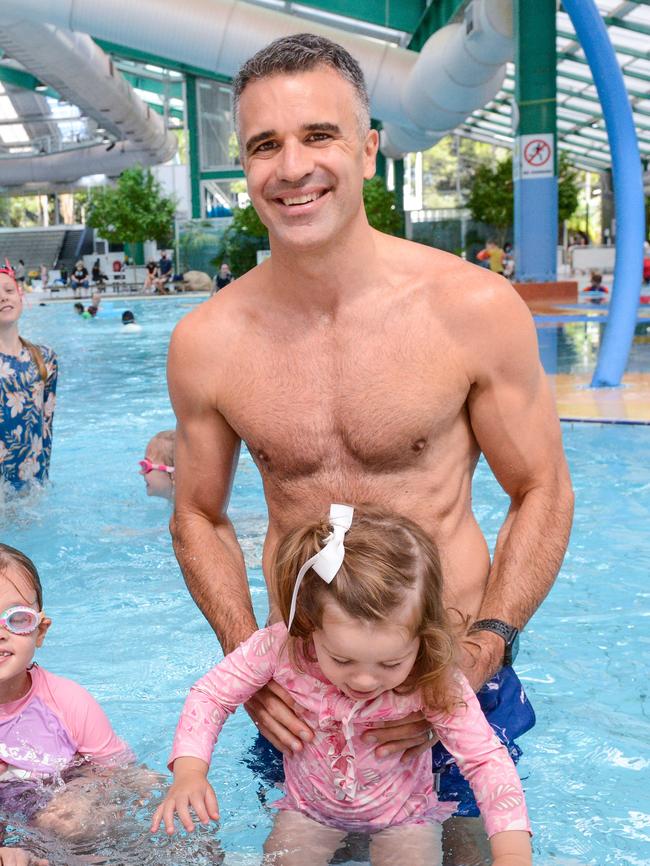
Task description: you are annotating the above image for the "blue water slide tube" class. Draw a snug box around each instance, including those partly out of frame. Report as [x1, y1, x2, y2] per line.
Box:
[562, 0, 646, 387]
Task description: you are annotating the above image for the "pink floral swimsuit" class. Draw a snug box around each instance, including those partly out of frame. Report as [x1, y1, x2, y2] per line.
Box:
[170, 622, 531, 836]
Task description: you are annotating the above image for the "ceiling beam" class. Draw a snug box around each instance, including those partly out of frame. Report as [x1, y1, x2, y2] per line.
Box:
[408, 0, 468, 52]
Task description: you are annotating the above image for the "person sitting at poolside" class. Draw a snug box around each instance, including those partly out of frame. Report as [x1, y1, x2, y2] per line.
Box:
[582, 271, 609, 306]
[121, 310, 142, 333]
[139, 430, 175, 501]
[153, 253, 173, 294]
[0, 262, 58, 492]
[70, 261, 89, 298]
[0, 543, 137, 860]
[152, 506, 532, 866]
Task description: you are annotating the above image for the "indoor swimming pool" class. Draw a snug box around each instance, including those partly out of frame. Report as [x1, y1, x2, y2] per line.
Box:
[2, 297, 649, 865]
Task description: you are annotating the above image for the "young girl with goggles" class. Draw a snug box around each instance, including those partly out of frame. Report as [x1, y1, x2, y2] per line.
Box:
[0, 543, 133, 863]
[152, 505, 532, 866]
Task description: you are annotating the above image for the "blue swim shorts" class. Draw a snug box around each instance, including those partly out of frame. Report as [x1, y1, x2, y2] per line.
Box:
[432, 665, 536, 817]
[245, 665, 535, 820]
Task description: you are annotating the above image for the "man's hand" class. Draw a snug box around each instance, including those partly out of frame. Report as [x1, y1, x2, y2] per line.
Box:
[245, 681, 313, 755]
[361, 711, 437, 764]
[0, 848, 48, 866]
[150, 758, 218, 835]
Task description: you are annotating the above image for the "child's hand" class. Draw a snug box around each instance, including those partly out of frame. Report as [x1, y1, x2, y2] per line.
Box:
[0, 847, 48, 866]
[150, 758, 219, 835]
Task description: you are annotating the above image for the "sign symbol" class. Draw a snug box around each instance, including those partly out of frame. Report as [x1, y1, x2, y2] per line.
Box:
[523, 139, 551, 168]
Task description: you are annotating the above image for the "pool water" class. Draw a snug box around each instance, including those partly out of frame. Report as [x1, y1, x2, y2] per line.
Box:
[2, 297, 649, 865]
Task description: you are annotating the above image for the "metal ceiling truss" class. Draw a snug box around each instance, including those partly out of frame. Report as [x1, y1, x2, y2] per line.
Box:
[1, 0, 649, 176]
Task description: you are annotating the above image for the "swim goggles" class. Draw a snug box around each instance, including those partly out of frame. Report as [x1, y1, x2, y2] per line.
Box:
[138, 458, 175, 475]
[0, 606, 44, 635]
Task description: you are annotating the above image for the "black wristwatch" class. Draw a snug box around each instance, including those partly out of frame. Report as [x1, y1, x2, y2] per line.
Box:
[468, 619, 520, 667]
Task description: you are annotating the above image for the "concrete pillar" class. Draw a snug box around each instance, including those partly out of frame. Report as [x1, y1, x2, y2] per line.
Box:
[513, 0, 558, 281]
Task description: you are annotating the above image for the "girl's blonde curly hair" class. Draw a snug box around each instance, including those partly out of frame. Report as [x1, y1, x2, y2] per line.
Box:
[271, 505, 463, 714]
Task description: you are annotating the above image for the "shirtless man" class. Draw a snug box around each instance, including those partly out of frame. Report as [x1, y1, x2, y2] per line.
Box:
[168, 34, 574, 864]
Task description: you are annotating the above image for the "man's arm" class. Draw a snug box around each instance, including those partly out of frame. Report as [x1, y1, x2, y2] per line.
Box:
[168, 314, 312, 753]
[168, 315, 256, 654]
[464, 279, 574, 688]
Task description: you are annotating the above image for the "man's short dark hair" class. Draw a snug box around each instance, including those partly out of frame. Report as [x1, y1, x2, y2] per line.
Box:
[233, 33, 370, 136]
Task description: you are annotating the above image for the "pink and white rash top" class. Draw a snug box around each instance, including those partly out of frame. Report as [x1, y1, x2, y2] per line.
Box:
[0, 665, 131, 781]
[170, 623, 531, 836]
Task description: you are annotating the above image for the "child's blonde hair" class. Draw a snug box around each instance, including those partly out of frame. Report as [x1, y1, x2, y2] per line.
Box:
[146, 430, 175, 467]
[272, 506, 461, 713]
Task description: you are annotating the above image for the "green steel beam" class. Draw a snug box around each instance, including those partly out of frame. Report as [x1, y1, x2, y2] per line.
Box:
[146, 101, 183, 121]
[0, 65, 58, 99]
[558, 28, 649, 60]
[559, 51, 650, 85]
[604, 15, 650, 38]
[200, 169, 245, 180]
[408, 0, 467, 51]
[515, 1, 556, 137]
[557, 68, 650, 102]
[121, 71, 183, 100]
[293, 0, 423, 32]
[185, 74, 202, 218]
[95, 39, 233, 85]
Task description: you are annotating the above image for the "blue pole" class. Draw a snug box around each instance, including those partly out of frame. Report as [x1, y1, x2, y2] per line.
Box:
[562, 0, 645, 387]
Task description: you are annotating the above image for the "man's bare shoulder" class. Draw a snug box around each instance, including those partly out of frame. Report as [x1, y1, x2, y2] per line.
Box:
[171, 266, 266, 356]
[377, 233, 526, 320]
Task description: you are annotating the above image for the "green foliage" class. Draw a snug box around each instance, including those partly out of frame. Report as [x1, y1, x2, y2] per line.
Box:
[363, 176, 403, 235]
[557, 152, 580, 223]
[422, 137, 509, 209]
[0, 195, 41, 227]
[212, 204, 269, 276]
[468, 152, 582, 243]
[87, 165, 176, 246]
[466, 158, 513, 244]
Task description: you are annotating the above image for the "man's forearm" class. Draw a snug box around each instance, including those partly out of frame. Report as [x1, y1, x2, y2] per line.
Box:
[471, 473, 574, 681]
[171, 510, 257, 654]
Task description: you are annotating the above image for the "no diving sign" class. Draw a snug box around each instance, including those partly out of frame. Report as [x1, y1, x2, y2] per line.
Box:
[516, 133, 555, 179]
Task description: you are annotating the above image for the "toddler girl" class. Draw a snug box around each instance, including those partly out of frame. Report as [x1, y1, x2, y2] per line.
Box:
[0, 543, 132, 860]
[152, 505, 532, 866]
[139, 430, 175, 501]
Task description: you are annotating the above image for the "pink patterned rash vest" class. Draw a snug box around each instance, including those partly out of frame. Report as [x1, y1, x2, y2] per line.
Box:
[170, 623, 531, 836]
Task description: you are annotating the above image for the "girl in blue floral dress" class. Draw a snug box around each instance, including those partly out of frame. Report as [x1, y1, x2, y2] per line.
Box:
[0, 263, 58, 491]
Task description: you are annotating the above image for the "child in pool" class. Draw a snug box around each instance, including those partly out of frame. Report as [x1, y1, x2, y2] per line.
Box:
[139, 430, 175, 501]
[0, 544, 134, 860]
[151, 505, 532, 866]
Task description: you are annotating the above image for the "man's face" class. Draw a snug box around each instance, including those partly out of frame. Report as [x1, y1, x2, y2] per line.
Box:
[238, 67, 378, 251]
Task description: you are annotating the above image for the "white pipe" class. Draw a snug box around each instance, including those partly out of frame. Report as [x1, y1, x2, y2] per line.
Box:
[0, 0, 513, 176]
[0, 14, 176, 185]
[0, 142, 177, 187]
[383, 0, 513, 156]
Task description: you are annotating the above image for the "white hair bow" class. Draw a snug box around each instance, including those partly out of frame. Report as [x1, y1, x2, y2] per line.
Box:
[287, 504, 354, 631]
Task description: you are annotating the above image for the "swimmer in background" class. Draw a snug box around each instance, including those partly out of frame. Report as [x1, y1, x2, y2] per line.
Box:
[0, 544, 136, 865]
[582, 271, 609, 306]
[80, 306, 98, 320]
[139, 431, 175, 501]
[121, 310, 142, 333]
[0, 263, 57, 492]
[152, 506, 531, 866]
[73, 303, 84, 315]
